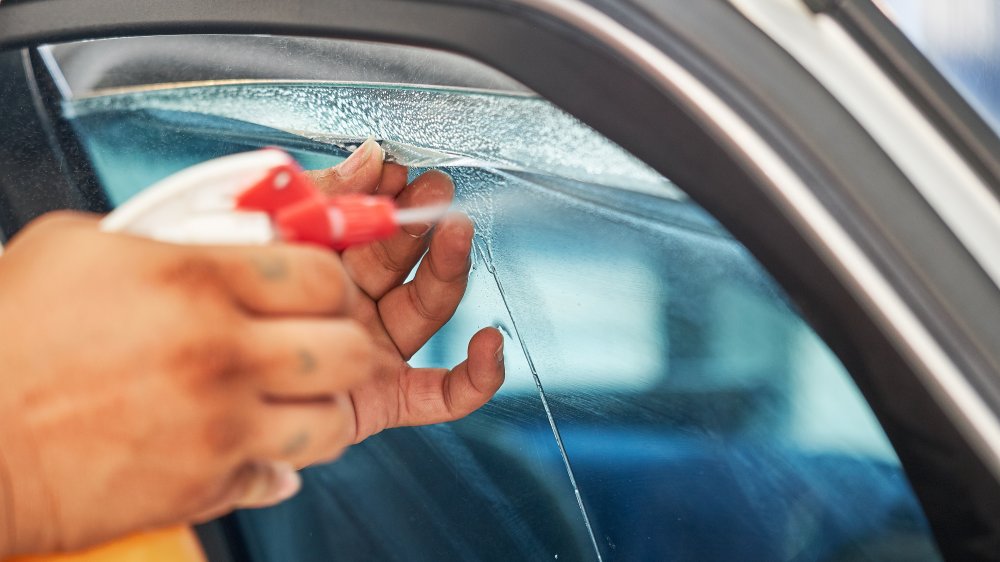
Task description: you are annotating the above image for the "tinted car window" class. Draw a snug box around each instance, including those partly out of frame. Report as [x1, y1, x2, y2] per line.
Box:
[56, 36, 942, 562]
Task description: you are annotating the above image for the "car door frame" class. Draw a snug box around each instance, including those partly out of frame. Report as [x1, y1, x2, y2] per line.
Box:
[1, 0, 998, 558]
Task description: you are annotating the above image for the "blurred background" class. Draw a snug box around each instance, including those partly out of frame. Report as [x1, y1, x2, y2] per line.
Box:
[882, 0, 1000, 132]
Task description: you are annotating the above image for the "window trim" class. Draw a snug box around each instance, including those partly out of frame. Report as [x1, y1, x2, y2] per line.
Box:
[807, 0, 1000, 201]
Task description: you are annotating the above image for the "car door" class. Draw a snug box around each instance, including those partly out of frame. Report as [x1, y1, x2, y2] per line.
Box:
[0, 1, 997, 561]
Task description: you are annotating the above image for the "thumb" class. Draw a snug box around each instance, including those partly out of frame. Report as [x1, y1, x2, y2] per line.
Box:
[305, 138, 385, 195]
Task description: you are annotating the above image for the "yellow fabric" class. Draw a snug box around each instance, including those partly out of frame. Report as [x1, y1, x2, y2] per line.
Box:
[9, 526, 205, 562]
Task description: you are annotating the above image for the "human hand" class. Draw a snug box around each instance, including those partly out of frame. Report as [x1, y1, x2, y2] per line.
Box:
[304, 139, 505, 444]
[0, 213, 374, 556]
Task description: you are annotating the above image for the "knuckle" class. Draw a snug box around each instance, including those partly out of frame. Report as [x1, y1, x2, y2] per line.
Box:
[174, 331, 254, 389]
[371, 241, 412, 274]
[158, 253, 225, 293]
[283, 431, 314, 458]
[296, 247, 351, 310]
[200, 413, 250, 457]
[33, 210, 91, 229]
[414, 169, 455, 193]
[19, 211, 96, 242]
[338, 322, 376, 377]
[407, 284, 449, 324]
[243, 251, 289, 283]
[307, 166, 339, 190]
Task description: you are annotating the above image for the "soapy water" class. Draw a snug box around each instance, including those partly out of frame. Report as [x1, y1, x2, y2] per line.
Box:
[393, 203, 452, 226]
[63, 86, 694, 562]
[338, 139, 507, 251]
[67, 83, 684, 266]
[320, 135, 492, 169]
[66, 83, 680, 197]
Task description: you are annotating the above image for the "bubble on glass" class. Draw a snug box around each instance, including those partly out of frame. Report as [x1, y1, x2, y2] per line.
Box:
[66, 83, 679, 197]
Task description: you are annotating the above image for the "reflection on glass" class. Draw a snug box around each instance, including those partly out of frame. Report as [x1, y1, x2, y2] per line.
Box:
[881, 0, 1000, 136]
[45, 35, 531, 99]
[67, 81, 941, 561]
[485, 172, 934, 561]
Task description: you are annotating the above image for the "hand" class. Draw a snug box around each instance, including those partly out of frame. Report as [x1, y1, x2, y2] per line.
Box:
[0, 213, 375, 556]
[304, 139, 505, 444]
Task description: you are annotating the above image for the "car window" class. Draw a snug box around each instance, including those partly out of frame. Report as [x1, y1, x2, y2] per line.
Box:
[53, 35, 942, 561]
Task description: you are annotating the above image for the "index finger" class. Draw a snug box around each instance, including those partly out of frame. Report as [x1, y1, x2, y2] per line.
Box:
[304, 138, 385, 195]
[196, 244, 358, 316]
[342, 170, 456, 299]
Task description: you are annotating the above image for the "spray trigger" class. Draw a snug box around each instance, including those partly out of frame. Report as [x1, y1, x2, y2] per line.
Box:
[101, 148, 448, 250]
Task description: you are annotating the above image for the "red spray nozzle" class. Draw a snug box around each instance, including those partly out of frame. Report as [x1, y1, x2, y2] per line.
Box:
[234, 153, 316, 214]
[275, 194, 399, 251]
[233, 153, 401, 250]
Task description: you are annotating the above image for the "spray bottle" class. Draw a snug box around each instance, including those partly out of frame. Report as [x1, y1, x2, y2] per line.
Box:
[12, 147, 444, 562]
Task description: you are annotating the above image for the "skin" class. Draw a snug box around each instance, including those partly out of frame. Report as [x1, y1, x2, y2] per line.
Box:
[0, 139, 504, 557]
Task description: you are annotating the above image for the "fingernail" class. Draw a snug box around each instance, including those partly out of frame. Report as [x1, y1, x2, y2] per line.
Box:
[495, 339, 504, 364]
[402, 222, 433, 238]
[338, 138, 383, 177]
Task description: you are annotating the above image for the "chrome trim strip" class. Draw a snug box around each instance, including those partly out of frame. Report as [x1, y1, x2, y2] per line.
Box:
[36, 44, 73, 99]
[732, 0, 1000, 297]
[514, 0, 1000, 476]
[65, 78, 538, 100]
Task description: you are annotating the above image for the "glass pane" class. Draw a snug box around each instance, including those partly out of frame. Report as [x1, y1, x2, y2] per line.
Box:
[59, 35, 941, 562]
[487, 181, 936, 561]
[880, 0, 1000, 136]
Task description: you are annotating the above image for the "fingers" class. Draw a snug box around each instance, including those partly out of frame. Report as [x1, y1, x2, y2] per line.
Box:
[191, 460, 302, 521]
[376, 162, 410, 197]
[194, 323, 503, 520]
[394, 328, 505, 428]
[304, 138, 385, 195]
[23, 213, 360, 319]
[378, 213, 473, 358]
[342, 170, 456, 299]
[248, 392, 355, 468]
[197, 244, 357, 316]
[240, 318, 370, 467]
[303, 144, 460, 302]
[192, 318, 373, 518]
[24, 210, 102, 230]
[9, 210, 102, 247]
[245, 318, 375, 398]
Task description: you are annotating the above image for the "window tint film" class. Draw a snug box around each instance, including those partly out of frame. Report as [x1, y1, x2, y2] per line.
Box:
[56, 35, 941, 561]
